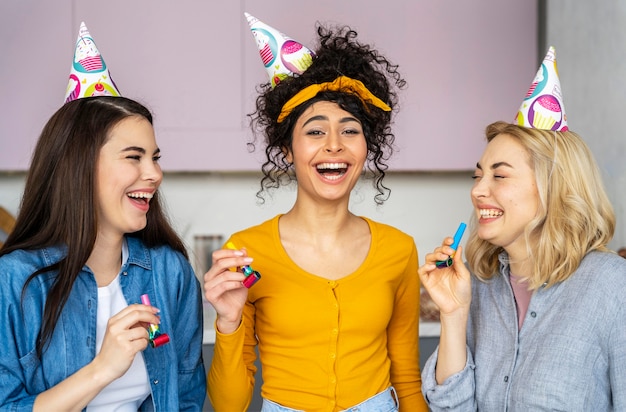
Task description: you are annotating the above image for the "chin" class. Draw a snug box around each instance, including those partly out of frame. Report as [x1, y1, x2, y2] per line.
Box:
[127, 220, 148, 234]
[476, 230, 497, 244]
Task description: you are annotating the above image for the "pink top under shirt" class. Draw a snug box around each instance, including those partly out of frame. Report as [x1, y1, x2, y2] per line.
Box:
[509, 274, 532, 330]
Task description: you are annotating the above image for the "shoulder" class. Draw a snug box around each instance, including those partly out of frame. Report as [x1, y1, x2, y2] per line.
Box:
[580, 250, 626, 271]
[0, 246, 62, 293]
[363, 217, 415, 247]
[362, 218, 418, 269]
[0, 249, 39, 280]
[229, 215, 280, 245]
[575, 251, 626, 295]
[0, 246, 64, 273]
[126, 236, 190, 269]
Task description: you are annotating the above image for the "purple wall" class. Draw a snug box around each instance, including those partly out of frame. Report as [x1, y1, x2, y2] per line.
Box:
[0, 0, 537, 171]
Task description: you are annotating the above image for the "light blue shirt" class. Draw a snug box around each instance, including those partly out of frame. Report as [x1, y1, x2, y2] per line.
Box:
[0, 236, 206, 411]
[422, 251, 626, 411]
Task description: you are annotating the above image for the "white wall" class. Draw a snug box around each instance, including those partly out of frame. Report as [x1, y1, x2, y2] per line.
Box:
[545, 0, 626, 249]
[0, 171, 474, 274]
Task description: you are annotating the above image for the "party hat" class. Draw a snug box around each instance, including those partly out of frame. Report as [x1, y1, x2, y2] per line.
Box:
[244, 12, 315, 88]
[514, 46, 568, 131]
[64, 22, 120, 103]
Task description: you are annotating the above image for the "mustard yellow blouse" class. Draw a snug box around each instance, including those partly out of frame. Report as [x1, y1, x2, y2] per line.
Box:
[207, 215, 428, 411]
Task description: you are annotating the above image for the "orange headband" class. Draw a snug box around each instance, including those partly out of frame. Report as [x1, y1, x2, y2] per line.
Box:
[277, 76, 391, 123]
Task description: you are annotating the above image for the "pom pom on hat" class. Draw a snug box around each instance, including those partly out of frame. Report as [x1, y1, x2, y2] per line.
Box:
[64, 22, 121, 103]
[514, 46, 568, 131]
[244, 12, 315, 88]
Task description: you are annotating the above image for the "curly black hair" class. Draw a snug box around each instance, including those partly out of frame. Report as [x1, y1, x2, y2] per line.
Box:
[248, 24, 406, 205]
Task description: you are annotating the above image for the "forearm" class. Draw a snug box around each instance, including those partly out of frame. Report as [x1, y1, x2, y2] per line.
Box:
[33, 359, 113, 412]
[207, 325, 255, 411]
[435, 310, 469, 384]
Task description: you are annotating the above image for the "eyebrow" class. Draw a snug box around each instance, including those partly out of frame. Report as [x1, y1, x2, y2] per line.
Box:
[475, 161, 514, 170]
[121, 146, 161, 155]
[301, 115, 360, 128]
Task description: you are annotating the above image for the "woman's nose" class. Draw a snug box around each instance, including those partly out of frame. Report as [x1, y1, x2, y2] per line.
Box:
[324, 132, 344, 153]
[143, 161, 163, 184]
[471, 178, 488, 199]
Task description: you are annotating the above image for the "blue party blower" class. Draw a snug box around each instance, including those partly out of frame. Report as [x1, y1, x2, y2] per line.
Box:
[436, 222, 467, 268]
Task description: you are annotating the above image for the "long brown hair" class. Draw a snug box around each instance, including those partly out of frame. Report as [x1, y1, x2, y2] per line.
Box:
[0, 96, 187, 354]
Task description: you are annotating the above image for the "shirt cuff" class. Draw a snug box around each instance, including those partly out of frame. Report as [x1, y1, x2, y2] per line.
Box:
[421, 346, 476, 411]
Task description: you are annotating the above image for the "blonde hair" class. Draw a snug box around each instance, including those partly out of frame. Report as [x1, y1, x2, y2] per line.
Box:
[465, 121, 615, 289]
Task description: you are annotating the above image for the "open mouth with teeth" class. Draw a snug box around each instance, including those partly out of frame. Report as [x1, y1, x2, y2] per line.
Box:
[316, 162, 348, 181]
[127, 192, 154, 205]
[479, 209, 503, 218]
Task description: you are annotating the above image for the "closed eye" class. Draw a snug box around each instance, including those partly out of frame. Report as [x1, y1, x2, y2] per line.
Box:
[306, 129, 325, 136]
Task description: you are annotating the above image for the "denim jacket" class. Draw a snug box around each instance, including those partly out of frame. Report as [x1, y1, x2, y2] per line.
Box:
[0, 236, 206, 411]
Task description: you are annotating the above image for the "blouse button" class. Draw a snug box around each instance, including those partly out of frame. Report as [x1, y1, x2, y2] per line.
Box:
[153, 380, 159, 385]
[530, 311, 537, 318]
[504, 376, 509, 382]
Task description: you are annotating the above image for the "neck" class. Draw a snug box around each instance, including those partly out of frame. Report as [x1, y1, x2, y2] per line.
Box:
[507, 256, 532, 280]
[86, 233, 124, 287]
[283, 201, 354, 235]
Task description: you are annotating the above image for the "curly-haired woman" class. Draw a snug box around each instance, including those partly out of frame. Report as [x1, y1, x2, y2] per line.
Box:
[204, 18, 428, 412]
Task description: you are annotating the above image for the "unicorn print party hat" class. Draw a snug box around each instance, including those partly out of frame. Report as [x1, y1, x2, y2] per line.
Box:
[244, 12, 315, 88]
[515, 46, 568, 131]
[64, 22, 121, 102]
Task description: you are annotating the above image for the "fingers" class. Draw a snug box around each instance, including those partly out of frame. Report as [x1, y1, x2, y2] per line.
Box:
[106, 304, 160, 350]
[451, 245, 470, 280]
[452, 245, 464, 267]
[210, 247, 245, 269]
[107, 322, 151, 352]
[206, 249, 254, 277]
[204, 249, 252, 293]
[419, 237, 464, 283]
[422, 243, 454, 267]
[95, 304, 157, 381]
[203, 248, 251, 324]
[109, 303, 161, 329]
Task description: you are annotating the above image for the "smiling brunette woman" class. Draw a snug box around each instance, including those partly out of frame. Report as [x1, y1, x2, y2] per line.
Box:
[0, 96, 205, 411]
[203, 14, 428, 412]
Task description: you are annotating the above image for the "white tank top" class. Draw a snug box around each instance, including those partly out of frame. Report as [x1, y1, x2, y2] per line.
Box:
[87, 241, 151, 411]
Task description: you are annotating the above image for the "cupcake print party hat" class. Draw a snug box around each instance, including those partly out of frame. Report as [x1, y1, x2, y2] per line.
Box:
[64, 22, 121, 103]
[244, 12, 315, 88]
[515, 46, 568, 131]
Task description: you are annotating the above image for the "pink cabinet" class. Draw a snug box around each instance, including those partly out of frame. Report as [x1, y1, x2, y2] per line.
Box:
[0, 0, 537, 171]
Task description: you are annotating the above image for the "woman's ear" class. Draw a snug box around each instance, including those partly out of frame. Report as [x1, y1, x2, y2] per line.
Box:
[283, 147, 293, 165]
